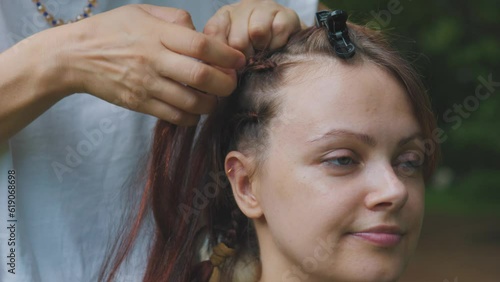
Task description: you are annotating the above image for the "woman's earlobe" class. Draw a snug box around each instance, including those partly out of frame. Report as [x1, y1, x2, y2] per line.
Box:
[225, 151, 263, 219]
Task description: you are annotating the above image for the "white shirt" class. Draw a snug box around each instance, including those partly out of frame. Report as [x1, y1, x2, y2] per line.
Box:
[0, 1, 317, 281]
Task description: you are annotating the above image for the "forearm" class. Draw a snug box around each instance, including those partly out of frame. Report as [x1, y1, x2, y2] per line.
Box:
[0, 27, 75, 142]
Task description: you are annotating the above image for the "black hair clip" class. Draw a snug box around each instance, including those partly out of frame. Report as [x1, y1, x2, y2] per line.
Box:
[315, 10, 356, 59]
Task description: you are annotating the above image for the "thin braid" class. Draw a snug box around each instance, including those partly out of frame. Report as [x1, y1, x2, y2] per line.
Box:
[227, 208, 242, 247]
[192, 209, 242, 282]
[191, 51, 280, 282]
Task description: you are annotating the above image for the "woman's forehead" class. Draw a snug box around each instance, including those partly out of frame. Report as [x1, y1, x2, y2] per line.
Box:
[279, 63, 404, 110]
[271, 62, 420, 142]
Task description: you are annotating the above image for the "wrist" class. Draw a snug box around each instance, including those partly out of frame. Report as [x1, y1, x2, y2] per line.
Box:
[31, 24, 84, 101]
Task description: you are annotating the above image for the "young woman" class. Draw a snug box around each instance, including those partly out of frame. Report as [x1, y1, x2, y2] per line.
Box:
[102, 10, 439, 282]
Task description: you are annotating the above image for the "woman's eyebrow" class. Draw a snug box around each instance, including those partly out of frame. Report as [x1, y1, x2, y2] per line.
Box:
[308, 129, 424, 147]
[308, 129, 376, 146]
[397, 132, 424, 147]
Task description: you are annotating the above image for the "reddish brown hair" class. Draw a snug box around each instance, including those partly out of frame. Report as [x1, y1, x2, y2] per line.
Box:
[100, 23, 440, 282]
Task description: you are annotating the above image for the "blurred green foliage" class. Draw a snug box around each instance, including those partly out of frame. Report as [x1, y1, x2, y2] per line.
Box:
[322, 0, 500, 214]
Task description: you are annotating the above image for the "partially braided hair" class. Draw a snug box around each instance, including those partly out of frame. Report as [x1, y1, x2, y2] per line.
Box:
[101, 23, 439, 282]
[192, 208, 244, 282]
[184, 53, 283, 282]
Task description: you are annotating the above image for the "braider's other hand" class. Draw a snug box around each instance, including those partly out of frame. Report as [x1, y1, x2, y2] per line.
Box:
[203, 0, 302, 57]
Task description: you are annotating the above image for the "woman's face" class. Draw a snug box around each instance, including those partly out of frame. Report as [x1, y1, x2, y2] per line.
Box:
[250, 62, 426, 282]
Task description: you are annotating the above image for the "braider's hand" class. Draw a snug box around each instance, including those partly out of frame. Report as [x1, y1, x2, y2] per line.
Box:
[203, 0, 302, 57]
[63, 5, 245, 125]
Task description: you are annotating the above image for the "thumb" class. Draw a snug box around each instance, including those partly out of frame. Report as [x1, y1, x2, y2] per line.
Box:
[137, 4, 196, 30]
[211, 65, 238, 95]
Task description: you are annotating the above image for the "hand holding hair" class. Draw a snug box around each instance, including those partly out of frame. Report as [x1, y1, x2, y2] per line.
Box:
[0, 4, 246, 141]
[203, 0, 303, 57]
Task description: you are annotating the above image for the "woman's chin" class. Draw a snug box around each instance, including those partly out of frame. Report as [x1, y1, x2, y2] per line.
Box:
[353, 261, 407, 282]
[316, 257, 408, 282]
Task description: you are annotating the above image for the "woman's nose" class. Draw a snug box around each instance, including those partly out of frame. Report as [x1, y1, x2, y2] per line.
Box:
[364, 163, 409, 212]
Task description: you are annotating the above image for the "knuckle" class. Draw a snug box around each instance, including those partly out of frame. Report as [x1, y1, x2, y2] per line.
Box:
[189, 64, 210, 86]
[141, 65, 159, 91]
[190, 35, 209, 56]
[272, 18, 287, 36]
[120, 55, 148, 81]
[122, 91, 139, 110]
[229, 36, 248, 51]
[142, 73, 158, 91]
[174, 9, 192, 25]
[122, 87, 147, 110]
[203, 23, 219, 36]
[249, 24, 268, 40]
[182, 94, 199, 112]
[168, 111, 184, 124]
[132, 54, 148, 65]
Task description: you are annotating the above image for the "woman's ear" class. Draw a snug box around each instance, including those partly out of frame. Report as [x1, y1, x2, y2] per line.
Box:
[225, 151, 263, 219]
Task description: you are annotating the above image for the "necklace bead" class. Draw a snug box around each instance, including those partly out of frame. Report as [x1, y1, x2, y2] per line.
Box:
[33, 0, 98, 27]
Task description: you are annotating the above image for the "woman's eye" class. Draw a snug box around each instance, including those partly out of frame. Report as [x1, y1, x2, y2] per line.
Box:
[325, 156, 357, 167]
[321, 149, 360, 176]
[334, 157, 354, 166]
[394, 152, 424, 177]
[401, 159, 423, 168]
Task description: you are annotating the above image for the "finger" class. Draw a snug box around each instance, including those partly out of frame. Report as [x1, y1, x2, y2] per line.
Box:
[160, 25, 245, 69]
[213, 66, 237, 85]
[204, 9, 231, 45]
[146, 75, 217, 115]
[269, 9, 301, 50]
[142, 97, 200, 126]
[226, 7, 254, 57]
[137, 5, 196, 29]
[154, 52, 237, 96]
[248, 7, 277, 50]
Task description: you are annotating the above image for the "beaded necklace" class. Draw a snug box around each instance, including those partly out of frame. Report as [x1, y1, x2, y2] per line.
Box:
[33, 0, 98, 27]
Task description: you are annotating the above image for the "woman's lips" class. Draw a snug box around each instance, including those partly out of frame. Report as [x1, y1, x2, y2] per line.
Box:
[350, 232, 403, 247]
[349, 226, 405, 247]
